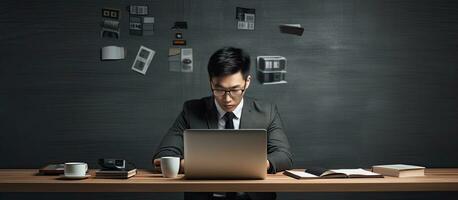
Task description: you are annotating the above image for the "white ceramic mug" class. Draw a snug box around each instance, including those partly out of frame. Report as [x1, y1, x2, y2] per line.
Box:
[161, 157, 180, 178]
[64, 162, 88, 177]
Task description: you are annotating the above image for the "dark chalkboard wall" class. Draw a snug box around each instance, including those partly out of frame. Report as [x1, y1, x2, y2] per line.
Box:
[1, 0, 457, 199]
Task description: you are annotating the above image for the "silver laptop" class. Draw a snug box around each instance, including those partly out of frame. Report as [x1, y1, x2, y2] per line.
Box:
[184, 129, 267, 180]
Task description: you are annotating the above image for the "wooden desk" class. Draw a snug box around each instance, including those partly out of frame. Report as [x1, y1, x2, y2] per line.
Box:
[1, 169, 458, 192]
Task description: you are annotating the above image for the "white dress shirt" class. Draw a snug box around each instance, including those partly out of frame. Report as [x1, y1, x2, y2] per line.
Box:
[214, 98, 244, 129]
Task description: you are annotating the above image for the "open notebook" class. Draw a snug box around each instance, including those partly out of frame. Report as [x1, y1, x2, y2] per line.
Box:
[284, 168, 383, 179]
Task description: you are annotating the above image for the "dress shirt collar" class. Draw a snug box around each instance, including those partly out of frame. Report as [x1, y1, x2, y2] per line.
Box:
[214, 98, 244, 120]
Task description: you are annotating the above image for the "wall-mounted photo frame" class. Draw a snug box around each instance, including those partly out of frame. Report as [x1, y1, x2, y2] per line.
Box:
[131, 46, 155, 75]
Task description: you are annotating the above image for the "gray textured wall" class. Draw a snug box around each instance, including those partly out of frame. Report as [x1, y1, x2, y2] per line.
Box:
[1, 0, 458, 199]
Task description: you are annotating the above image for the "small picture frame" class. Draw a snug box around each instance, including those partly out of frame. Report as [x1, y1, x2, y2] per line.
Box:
[131, 46, 155, 74]
[102, 8, 121, 20]
[129, 5, 148, 15]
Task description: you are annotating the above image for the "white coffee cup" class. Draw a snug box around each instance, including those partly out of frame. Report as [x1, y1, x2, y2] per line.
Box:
[161, 157, 180, 178]
[64, 162, 88, 177]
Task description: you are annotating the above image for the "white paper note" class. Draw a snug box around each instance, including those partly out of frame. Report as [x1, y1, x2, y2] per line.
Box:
[101, 46, 125, 60]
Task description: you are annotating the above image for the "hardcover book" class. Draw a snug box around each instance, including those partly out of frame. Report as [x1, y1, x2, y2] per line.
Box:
[38, 164, 64, 175]
[372, 164, 425, 177]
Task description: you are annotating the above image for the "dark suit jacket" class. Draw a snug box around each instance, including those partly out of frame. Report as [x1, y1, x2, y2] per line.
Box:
[152, 96, 293, 174]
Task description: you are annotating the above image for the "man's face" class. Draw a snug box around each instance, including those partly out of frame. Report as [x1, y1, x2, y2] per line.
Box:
[210, 71, 251, 112]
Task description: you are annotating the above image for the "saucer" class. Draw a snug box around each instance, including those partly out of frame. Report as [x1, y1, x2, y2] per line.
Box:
[59, 174, 91, 180]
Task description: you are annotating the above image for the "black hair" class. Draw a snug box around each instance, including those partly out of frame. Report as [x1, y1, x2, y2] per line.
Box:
[207, 47, 250, 80]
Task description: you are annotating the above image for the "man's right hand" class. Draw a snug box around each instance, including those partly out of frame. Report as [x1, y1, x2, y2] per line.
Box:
[152, 158, 185, 173]
[153, 159, 161, 172]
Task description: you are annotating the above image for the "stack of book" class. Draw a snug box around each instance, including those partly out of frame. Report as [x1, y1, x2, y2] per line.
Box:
[95, 168, 137, 179]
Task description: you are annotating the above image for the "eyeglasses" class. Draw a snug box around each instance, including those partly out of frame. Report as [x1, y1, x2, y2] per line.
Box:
[211, 81, 247, 98]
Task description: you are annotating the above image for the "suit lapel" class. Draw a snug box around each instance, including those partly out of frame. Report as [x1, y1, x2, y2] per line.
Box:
[205, 97, 219, 129]
[240, 97, 255, 129]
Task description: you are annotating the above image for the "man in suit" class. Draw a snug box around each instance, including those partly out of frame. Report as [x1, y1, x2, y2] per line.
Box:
[152, 47, 293, 200]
